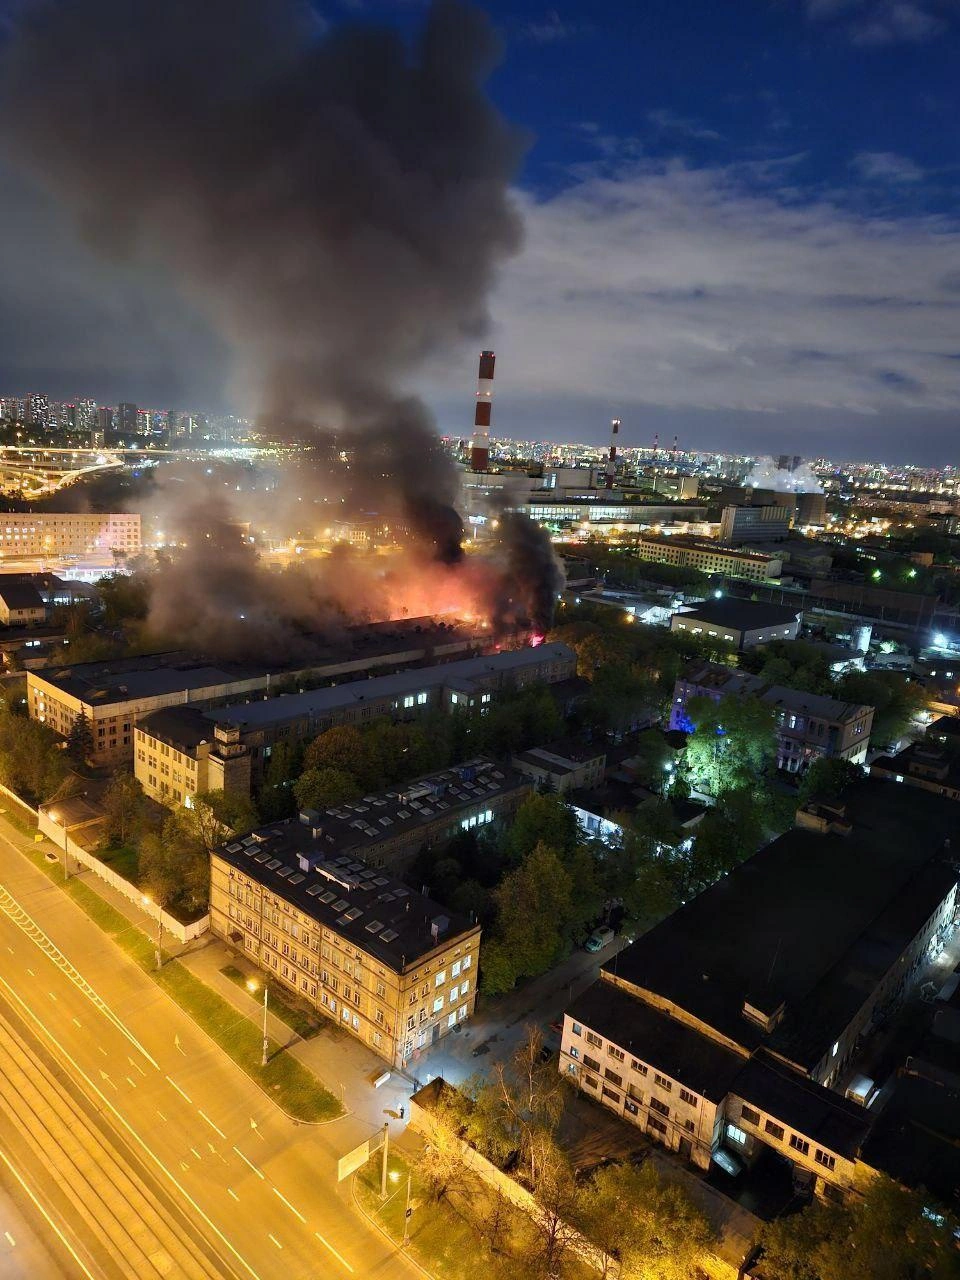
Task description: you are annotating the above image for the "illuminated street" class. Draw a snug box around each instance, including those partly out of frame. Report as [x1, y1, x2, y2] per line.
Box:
[0, 812, 420, 1280]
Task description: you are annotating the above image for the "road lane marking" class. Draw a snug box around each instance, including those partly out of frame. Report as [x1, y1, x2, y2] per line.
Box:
[0, 883, 159, 1070]
[190, 1148, 202, 1161]
[272, 1187, 306, 1223]
[227, 1187, 240, 1202]
[250, 1117, 266, 1141]
[98, 1070, 116, 1090]
[180, 1161, 189, 1172]
[4, 1231, 14, 1246]
[0, 972, 264, 1280]
[128, 1056, 146, 1077]
[156, 1110, 168, 1122]
[165, 1075, 192, 1105]
[198, 1109, 226, 1139]
[125, 1076, 137, 1088]
[268, 1234, 283, 1250]
[47, 991, 56, 1001]
[0, 1146, 97, 1279]
[233, 1147, 264, 1180]
[5, 946, 13, 955]
[71, 1017, 82, 1029]
[315, 1231, 354, 1273]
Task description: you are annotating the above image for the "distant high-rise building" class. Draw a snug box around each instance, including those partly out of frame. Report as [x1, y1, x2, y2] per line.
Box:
[776, 454, 803, 473]
[97, 406, 115, 436]
[76, 399, 97, 433]
[117, 402, 138, 437]
[28, 393, 49, 429]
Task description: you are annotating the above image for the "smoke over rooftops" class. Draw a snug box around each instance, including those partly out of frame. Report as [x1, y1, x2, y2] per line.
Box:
[1, 0, 563, 645]
[743, 457, 824, 494]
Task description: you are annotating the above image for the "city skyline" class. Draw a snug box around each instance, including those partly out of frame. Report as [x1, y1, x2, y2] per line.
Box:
[0, 2, 958, 464]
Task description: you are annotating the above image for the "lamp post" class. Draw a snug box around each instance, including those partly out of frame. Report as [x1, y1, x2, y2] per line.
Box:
[141, 894, 164, 970]
[248, 979, 269, 1067]
[49, 810, 71, 880]
[402, 1169, 413, 1246]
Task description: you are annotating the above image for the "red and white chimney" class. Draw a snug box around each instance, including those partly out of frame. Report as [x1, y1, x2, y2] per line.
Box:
[470, 350, 495, 472]
[605, 417, 620, 489]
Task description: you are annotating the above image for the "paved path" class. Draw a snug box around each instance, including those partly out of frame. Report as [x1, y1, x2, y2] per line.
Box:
[0, 811, 422, 1280]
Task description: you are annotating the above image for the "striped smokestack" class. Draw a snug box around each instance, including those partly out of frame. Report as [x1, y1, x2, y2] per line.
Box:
[605, 417, 620, 489]
[470, 349, 495, 471]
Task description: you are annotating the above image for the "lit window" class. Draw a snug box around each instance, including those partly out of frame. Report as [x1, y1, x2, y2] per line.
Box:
[726, 1124, 747, 1146]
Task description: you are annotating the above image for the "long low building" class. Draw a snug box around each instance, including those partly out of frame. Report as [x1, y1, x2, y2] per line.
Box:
[132, 643, 577, 795]
[671, 661, 874, 770]
[211, 819, 481, 1067]
[634, 533, 782, 583]
[670, 598, 801, 650]
[0, 511, 140, 559]
[25, 616, 498, 766]
[560, 782, 958, 1199]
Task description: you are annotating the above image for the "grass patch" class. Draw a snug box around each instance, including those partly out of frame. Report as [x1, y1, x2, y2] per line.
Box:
[98, 842, 140, 885]
[220, 964, 321, 1040]
[15, 830, 342, 1122]
[357, 1153, 591, 1280]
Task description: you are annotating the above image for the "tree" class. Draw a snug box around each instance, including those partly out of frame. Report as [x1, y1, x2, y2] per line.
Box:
[798, 757, 863, 807]
[759, 1174, 960, 1280]
[683, 693, 778, 797]
[138, 830, 182, 912]
[293, 766, 360, 811]
[96, 570, 151, 627]
[481, 843, 573, 993]
[302, 725, 380, 791]
[836, 671, 928, 747]
[66, 710, 94, 765]
[504, 793, 579, 865]
[101, 771, 151, 846]
[581, 1161, 715, 1280]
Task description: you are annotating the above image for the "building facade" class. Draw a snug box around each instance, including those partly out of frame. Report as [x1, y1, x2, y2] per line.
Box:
[0, 512, 140, 560]
[671, 662, 874, 770]
[719, 504, 793, 544]
[634, 534, 781, 583]
[135, 707, 251, 807]
[670, 599, 802, 650]
[211, 825, 481, 1067]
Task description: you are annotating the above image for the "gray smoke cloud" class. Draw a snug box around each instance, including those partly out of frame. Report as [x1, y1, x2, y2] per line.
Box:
[1, 0, 561, 647]
[743, 456, 824, 494]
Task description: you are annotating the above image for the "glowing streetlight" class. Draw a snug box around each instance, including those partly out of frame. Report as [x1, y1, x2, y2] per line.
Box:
[141, 893, 164, 970]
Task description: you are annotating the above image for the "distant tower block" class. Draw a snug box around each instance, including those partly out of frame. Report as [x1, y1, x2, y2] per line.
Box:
[605, 418, 620, 489]
[470, 350, 495, 472]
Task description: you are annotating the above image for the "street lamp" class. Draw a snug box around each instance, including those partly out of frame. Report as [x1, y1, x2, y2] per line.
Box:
[48, 809, 71, 880]
[141, 894, 164, 970]
[248, 979, 269, 1067]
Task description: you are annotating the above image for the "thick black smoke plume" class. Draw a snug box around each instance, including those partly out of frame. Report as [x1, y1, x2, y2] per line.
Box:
[1, 0, 562, 647]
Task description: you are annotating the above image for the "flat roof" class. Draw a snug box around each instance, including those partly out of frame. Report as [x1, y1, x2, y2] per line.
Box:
[514, 738, 606, 775]
[295, 758, 528, 860]
[673, 599, 802, 631]
[682, 663, 871, 724]
[860, 1076, 960, 1205]
[567, 978, 746, 1102]
[604, 781, 959, 1070]
[637, 534, 776, 563]
[205, 644, 575, 732]
[731, 1051, 868, 1159]
[0, 582, 45, 609]
[137, 705, 220, 751]
[214, 826, 478, 972]
[35, 652, 258, 705]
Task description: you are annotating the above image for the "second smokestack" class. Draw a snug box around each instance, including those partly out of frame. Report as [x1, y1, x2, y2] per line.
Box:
[470, 349, 495, 471]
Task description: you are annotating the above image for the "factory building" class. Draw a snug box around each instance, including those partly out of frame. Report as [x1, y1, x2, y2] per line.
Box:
[670, 599, 801, 650]
[561, 782, 958, 1196]
[134, 707, 251, 806]
[634, 534, 781, 582]
[0, 512, 140, 559]
[211, 821, 482, 1067]
[719, 504, 793, 544]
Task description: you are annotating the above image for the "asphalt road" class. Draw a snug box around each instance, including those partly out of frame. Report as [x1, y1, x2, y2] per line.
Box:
[0, 814, 421, 1280]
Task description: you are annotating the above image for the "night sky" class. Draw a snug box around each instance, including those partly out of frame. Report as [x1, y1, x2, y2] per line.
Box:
[1, 0, 958, 463]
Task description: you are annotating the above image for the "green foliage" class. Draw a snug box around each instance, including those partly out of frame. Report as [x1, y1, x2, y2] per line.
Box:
[835, 671, 927, 746]
[759, 1175, 960, 1280]
[0, 700, 68, 804]
[740, 638, 835, 695]
[66, 709, 94, 765]
[504, 793, 579, 865]
[293, 766, 360, 811]
[579, 1161, 715, 1280]
[96, 570, 151, 627]
[798, 756, 863, 807]
[102, 771, 151, 846]
[683, 693, 778, 796]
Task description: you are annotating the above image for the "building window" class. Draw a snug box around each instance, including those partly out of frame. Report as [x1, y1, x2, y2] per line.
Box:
[726, 1124, 747, 1146]
[607, 1045, 625, 1062]
[604, 1068, 623, 1087]
[789, 1135, 810, 1157]
[815, 1150, 836, 1171]
[631, 1060, 648, 1076]
[585, 1031, 602, 1048]
[571, 1022, 582, 1037]
[764, 1120, 785, 1142]
[583, 1055, 601, 1072]
[653, 1074, 672, 1092]
[680, 1089, 700, 1108]
[584, 1075, 599, 1091]
[435, 971, 446, 987]
[648, 1117, 667, 1136]
[601, 1086, 621, 1104]
[568, 1047, 580, 1060]
[740, 1105, 760, 1126]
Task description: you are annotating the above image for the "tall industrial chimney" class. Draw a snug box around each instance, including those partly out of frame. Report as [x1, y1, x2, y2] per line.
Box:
[605, 418, 620, 489]
[470, 350, 495, 472]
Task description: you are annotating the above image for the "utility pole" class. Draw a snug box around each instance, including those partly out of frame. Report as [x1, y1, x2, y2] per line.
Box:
[402, 1170, 412, 1246]
[380, 1122, 389, 1199]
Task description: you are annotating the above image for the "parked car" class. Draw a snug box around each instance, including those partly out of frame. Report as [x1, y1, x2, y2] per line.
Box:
[584, 926, 615, 953]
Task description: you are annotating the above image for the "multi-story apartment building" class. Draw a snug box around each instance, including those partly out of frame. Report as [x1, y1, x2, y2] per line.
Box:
[670, 599, 801, 650]
[719, 504, 793, 544]
[210, 821, 481, 1067]
[671, 661, 874, 770]
[0, 512, 140, 559]
[134, 707, 251, 806]
[560, 782, 958, 1198]
[512, 739, 606, 794]
[634, 534, 782, 583]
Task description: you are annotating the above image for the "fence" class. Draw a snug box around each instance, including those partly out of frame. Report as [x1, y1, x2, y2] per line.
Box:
[32, 805, 209, 945]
